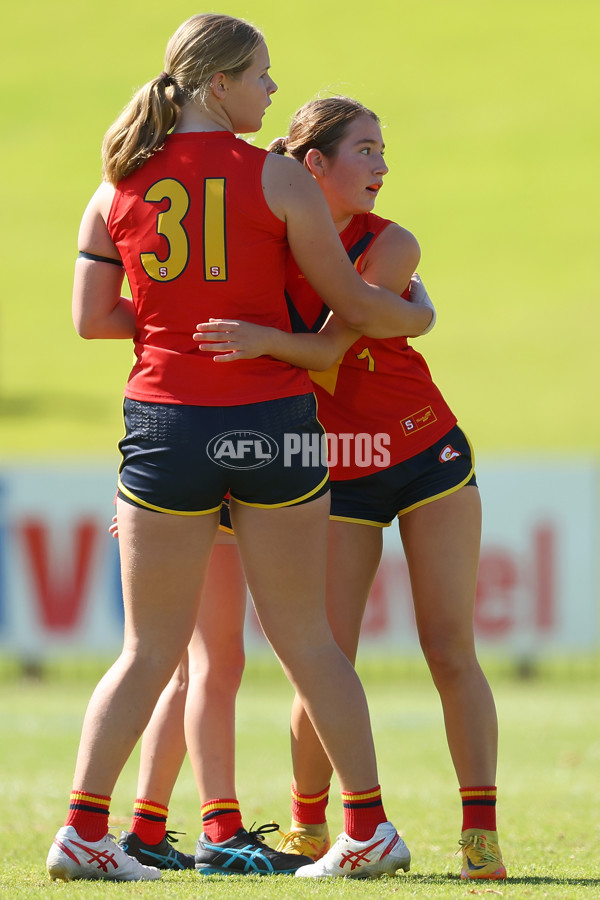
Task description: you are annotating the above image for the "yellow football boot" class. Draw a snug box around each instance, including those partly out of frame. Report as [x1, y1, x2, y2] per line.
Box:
[275, 822, 330, 861]
[459, 829, 506, 880]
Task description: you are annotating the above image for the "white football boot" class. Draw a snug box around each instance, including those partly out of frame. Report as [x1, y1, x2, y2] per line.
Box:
[47, 825, 161, 881]
[295, 820, 410, 879]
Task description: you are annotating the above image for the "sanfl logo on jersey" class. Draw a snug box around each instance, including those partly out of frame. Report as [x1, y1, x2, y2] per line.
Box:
[439, 444, 461, 463]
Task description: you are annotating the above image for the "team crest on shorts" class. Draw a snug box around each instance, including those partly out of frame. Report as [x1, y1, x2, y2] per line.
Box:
[439, 444, 461, 463]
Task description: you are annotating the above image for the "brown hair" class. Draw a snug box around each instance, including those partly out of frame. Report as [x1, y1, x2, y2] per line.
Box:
[268, 96, 379, 164]
[102, 14, 264, 184]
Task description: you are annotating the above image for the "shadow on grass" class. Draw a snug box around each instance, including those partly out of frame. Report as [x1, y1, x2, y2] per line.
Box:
[408, 873, 600, 887]
[506, 877, 600, 887]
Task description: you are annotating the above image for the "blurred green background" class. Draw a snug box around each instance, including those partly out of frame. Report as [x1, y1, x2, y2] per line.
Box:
[1, 0, 598, 461]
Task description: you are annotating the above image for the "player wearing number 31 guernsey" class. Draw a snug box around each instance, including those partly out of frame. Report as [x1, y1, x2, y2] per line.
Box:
[108, 130, 310, 408]
[48, 15, 432, 884]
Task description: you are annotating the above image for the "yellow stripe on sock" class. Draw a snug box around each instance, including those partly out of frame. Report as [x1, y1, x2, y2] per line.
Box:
[291, 788, 330, 805]
[134, 800, 168, 816]
[70, 791, 110, 808]
[341, 787, 382, 803]
[460, 789, 497, 798]
[201, 800, 240, 814]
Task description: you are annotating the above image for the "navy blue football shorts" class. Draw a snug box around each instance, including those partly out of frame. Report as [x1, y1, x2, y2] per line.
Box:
[219, 497, 234, 533]
[117, 394, 329, 515]
[329, 425, 477, 527]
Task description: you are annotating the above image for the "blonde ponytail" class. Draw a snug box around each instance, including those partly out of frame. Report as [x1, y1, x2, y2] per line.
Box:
[102, 76, 183, 184]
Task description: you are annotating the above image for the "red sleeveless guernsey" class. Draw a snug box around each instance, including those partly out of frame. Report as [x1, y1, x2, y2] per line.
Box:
[108, 131, 311, 406]
[284, 212, 457, 479]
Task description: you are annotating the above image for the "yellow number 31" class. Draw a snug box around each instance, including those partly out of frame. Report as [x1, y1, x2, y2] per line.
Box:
[140, 178, 227, 283]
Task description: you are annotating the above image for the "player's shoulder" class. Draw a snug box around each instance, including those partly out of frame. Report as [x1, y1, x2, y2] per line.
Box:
[263, 150, 309, 184]
[262, 152, 325, 218]
[95, 180, 116, 209]
[367, 220, 420, 267]
[377, 219, 418, 246]
[80, 180, 116, 225]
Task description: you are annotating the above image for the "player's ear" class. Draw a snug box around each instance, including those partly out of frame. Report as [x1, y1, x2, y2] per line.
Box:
[209, 71, 229, 99]
[305, 148, 326, 179]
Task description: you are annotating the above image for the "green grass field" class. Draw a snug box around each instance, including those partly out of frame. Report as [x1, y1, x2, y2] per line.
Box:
[1, 0, 598, 459]
[2, 658, 600, 898]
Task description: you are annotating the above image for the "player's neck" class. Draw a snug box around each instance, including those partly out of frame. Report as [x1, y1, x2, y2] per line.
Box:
[173, 102, 233, 134]
[333, 213, 354, 234]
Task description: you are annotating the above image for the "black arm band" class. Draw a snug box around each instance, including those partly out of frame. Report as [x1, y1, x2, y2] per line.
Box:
[78, 250, 123, 266]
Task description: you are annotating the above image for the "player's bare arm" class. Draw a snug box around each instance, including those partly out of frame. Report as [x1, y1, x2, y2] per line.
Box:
[356, 224, 425, 339]
[193, 313, 360, 370]
[73, 182, 136, 339]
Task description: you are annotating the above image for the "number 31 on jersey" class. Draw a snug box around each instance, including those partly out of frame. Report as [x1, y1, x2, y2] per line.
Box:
[140, 177, 227, 282]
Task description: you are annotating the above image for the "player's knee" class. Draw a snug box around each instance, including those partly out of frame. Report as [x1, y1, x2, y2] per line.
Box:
[420, 636, 475, 683]
[190, 645, 245, 694]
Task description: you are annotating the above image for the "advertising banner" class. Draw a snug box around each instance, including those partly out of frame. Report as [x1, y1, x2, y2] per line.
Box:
[0, 460, 597, 658]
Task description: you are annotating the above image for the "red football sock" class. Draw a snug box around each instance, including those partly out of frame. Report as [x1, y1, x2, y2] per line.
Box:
[65, 790, 110, 842]
[460, 785, 497, 832]
[130, 798, 168, 845]
[201, 798, 243, 843]
[290, 782, 330, 825]
[341, 785, 387, 841]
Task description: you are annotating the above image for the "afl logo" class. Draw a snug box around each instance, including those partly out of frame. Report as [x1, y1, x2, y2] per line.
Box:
[439, 444, 461, 463]
[207, 430, 279, 470]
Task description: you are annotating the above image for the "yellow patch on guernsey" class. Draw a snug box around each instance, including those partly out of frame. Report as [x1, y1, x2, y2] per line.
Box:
[309, 358, 343, 396]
